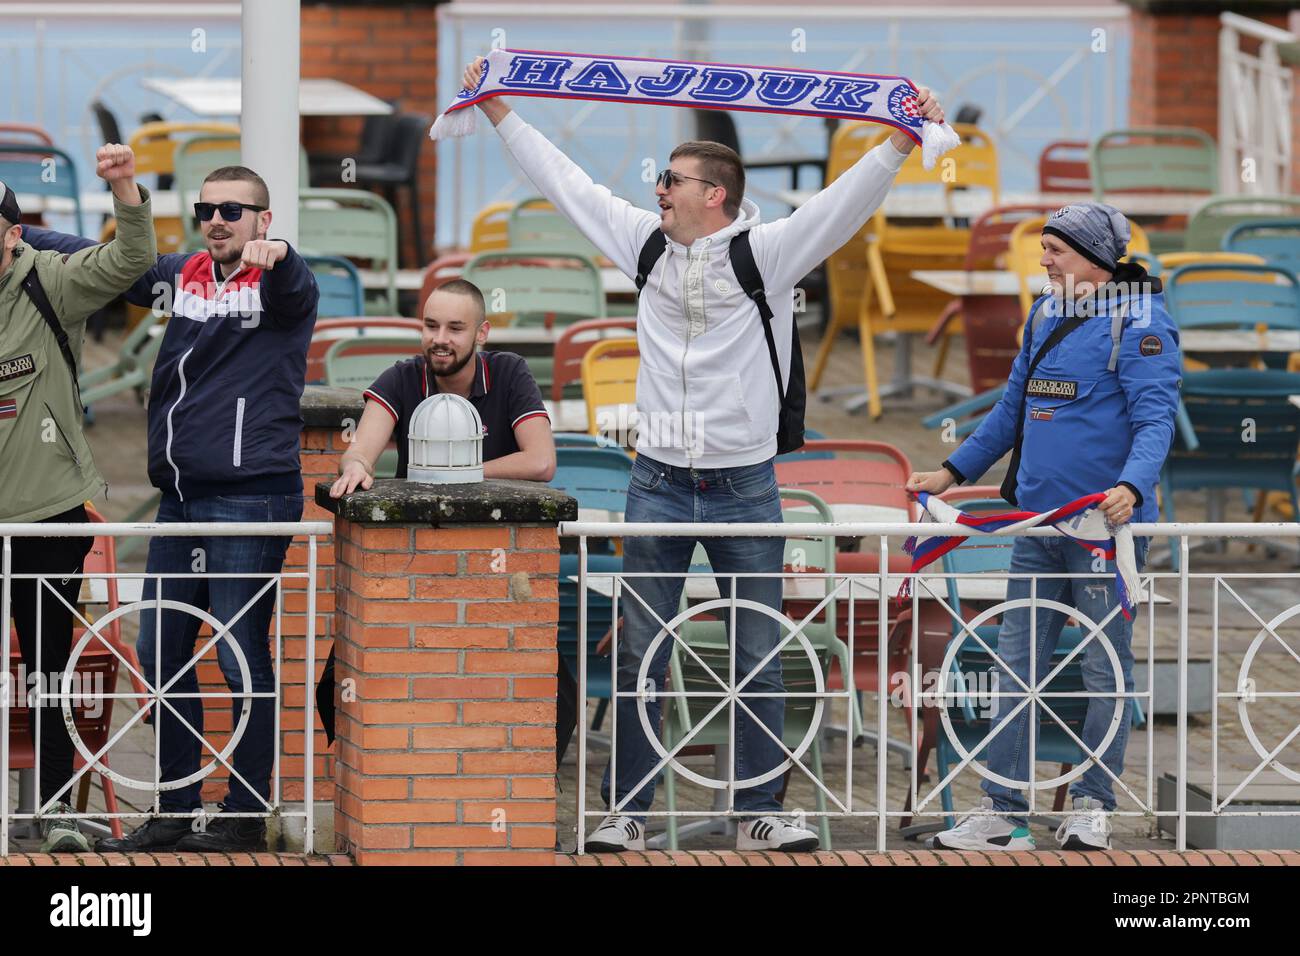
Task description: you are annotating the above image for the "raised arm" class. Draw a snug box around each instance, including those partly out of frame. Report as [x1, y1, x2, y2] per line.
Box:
[466, 57, 660, 277]
[50, 144, 158, 323]
[750, 89, 945, 292]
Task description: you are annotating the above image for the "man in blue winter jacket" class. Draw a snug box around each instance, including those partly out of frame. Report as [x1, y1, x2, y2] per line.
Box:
[906, 203, 1181, 852]
[26, 164, 320, 852]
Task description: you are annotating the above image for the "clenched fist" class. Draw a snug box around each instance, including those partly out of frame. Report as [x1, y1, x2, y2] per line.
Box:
[240, 239, 288, 272]
[96, 143, 135, 182]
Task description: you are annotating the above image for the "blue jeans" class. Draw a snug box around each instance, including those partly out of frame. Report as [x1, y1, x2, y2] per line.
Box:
[137, 493, 303, 813]
[981, 534, 1149, 823]
[600, 454, 786, 820]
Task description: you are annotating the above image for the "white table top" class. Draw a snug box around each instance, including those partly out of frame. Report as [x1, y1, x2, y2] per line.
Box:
[778, 188, 1207, 219]
[19, 189, 182, 221]
[1181, 329, 1300, 353]
[911, 269, 1027, 298]
[543, 398, 590, 433]
[79, 578, 146, 605]
[142, 77, 394, 118]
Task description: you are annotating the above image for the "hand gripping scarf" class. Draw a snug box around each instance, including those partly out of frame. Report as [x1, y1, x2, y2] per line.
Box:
[900, 492, 1140, 620]
[431, 48, 963, 170]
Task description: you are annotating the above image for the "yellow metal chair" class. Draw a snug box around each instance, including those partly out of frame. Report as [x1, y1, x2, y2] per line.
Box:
[811, 123, 996, 418]
[127, 121, 240, 255]
[580, 337, 639, 452]
[469, 201, 516, 252]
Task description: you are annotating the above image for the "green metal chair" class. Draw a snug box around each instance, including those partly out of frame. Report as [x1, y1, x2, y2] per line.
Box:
[660, 488, 843, 849]
[1089, 127, 1217, 254]
[1184, 196, 1300, 253]
[323, 335, 419, 391]
[462, 250, 605, 327]
[299, 188, 400, 314]
[78, 311, 167, 411]
[507, 196, 602, 259]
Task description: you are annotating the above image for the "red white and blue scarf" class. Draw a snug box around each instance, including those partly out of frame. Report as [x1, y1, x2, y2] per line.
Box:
[901, 492, 1140, 620]
[431, 49, 962, 170]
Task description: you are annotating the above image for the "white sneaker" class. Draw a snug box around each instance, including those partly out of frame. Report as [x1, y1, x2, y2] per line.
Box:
[930, 797, 1036, 851]
[736, 816, 820, 852]
[1055, 797, 1111, 850]
[586, 815, 645, 853]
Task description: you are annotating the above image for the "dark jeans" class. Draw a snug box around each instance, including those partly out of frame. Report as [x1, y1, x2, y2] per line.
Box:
[8, 504, 93, 807]
[137, 492, 302, 813]
[601, 454, 787, 820]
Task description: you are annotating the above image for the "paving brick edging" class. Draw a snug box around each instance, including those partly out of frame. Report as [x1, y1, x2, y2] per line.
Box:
[0, 853, 355, 867]
[3, 850, 1294, 866]
[554, 849, 1300, 866]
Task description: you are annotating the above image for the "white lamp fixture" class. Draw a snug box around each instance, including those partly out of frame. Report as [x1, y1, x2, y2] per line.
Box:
[406, 393, 485, 484]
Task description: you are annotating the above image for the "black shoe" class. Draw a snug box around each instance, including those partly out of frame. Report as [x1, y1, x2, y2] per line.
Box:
[95, 817, 193, 853]
[175, 815, 267, 852]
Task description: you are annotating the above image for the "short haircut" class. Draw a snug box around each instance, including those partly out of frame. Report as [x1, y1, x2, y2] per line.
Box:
[202, 165, 270, 208]
[429, 278, 487, 324]
[669, 140, 745, 218]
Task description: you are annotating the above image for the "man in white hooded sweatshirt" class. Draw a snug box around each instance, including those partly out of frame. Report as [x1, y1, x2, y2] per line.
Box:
[463, 57, 944, 852]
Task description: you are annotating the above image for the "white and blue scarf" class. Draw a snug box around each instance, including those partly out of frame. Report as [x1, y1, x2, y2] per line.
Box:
[901, 492, 1140, 620]
[431, 48, 962, 170]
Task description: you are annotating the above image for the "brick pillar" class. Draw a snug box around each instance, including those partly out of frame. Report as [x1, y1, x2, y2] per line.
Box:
[300, 1, 440, 266]
[318, 479, 576, 865]
[1124, 1, 1291, 136]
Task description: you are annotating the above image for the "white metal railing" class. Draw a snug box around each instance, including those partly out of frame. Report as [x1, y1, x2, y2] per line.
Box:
[1218, 12, 1295, 196]
[1, 520, 329, 856]
[436, 3, 1131, 247]
[562, 520, 1300, 854]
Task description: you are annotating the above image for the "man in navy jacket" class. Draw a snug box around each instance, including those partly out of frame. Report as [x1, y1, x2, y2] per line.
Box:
[27, 164, 319, 852]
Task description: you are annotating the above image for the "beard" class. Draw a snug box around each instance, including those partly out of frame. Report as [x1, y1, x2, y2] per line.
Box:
[426, 343, 476, 378]
[205, 232, 245, 266]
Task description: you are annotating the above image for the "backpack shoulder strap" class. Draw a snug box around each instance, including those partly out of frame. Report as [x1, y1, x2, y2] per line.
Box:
[1107, 300, 1129, 372]
[729, 231, 784, 404]
[20, 265, 79, 384]
[634, 228, 668, 295]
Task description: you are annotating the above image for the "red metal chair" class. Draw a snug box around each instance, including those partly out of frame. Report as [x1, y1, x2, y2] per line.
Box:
[306, 317, 422, 384]
[7, 505, 146, 838]
[551, 317, 637, 402]
[416, 252, 474, 315]
[925, 204, 1060, 393]
[1037, 140, 1091, 194]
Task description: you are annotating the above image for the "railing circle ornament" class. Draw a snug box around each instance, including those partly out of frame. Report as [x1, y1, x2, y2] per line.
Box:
[634, 598, 825, 791]
[935, 597, 1126, 792]
[58, 599, 255, 793]
[1236, 605, 1300, 785]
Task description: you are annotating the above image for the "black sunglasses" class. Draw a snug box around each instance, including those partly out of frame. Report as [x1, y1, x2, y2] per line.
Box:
[193, 201, 267, 223]
[655, 168, 718, 191]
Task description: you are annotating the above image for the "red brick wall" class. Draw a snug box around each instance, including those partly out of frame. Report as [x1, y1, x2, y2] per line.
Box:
[300, 3, 440, 268]
[1128, 8, 1290, 137]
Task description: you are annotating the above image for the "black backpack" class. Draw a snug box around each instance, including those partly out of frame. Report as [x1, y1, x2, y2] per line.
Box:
[634, 229, 806, 454]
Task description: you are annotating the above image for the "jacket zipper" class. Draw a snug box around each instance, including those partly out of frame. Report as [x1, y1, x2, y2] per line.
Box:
[679, 246, 692, 462]
[165, 348, 193, 501]
[233, 396, 246, 467]
[43, 401, 80, 466]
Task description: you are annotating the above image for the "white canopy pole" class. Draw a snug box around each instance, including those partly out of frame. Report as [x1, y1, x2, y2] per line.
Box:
[241, 0, 300, 244]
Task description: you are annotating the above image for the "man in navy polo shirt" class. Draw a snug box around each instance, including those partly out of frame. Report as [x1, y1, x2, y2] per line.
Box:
[330, 279, 555, 491]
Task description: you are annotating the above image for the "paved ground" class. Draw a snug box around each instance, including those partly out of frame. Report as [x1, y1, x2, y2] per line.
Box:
[9, 316, 1300, 857]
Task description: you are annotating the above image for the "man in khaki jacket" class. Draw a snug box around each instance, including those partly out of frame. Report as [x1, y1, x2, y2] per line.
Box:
[0, 143, 156, 851]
